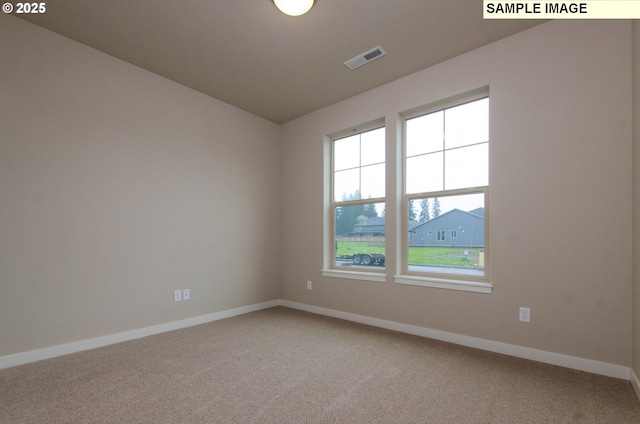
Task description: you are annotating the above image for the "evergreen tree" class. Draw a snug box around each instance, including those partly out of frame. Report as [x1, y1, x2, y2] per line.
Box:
[408, 200, 417, 221]
[431, 197, 441, 218]
[335, 190, 367, 236]
[419, 199, 430, 223]
[362, 203, 378, 218]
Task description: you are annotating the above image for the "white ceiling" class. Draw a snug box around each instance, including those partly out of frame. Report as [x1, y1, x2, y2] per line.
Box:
[19, 1, 543, 124]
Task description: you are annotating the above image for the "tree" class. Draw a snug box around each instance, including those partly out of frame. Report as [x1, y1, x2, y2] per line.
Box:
[335, 190, 378, 236]
[362, 203, 378, 218]
[431, 197, 441, 218]
[419, 199, 430, 223]
[335, 205, 362, 236]
[408, 200, 417, 221]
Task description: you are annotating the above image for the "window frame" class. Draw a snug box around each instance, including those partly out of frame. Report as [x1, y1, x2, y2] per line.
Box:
[396, 90, 492, 293]
[322, 120, 387, 282]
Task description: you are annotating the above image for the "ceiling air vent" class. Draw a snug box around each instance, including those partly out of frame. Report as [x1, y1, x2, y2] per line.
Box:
[344, 46, 387, 71]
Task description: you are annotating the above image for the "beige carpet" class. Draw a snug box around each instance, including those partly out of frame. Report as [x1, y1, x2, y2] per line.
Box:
[1, 307, 639, 423]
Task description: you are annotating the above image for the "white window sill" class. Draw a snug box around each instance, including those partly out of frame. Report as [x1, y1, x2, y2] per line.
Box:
[321, 269, 386, 283]
[394, 274, 492, 294]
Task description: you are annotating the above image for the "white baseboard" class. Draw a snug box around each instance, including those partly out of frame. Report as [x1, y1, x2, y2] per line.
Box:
[280, 300, 631, 381]
[631, 368, 640, 401]
[1, 297, 634, 391]
[0, 300, 279, 370]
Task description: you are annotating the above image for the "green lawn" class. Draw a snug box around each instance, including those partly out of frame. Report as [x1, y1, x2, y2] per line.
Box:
[335, 241, 385, 257]
[335, 241, 482, 267]
[408, 246, 481, 267]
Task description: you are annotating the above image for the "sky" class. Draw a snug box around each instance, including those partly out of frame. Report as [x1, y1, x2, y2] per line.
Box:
[334, 97, 488, 219]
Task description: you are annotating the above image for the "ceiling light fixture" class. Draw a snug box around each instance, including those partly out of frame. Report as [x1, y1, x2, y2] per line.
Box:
[272, 0, 316, 16]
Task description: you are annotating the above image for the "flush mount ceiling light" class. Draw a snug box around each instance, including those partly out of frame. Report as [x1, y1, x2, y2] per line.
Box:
[272, 0, 316, 16]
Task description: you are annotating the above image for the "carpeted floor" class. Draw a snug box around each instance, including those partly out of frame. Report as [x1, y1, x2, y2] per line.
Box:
[1, 307, 639, 423]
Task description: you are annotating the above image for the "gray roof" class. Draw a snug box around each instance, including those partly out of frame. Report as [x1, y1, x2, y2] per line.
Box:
[412, 208, 484, 230]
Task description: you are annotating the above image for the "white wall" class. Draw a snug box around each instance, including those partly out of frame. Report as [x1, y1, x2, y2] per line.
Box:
[280, 20, 633, 367]
[0, 15, 281, 357]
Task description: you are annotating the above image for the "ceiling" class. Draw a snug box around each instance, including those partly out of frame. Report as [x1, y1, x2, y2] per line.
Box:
[18, 1, 543, 124]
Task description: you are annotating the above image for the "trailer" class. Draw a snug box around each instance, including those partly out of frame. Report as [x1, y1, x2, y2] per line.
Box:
[351, 252, 385, 266]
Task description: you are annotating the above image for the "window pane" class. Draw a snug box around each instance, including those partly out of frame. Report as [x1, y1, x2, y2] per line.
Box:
[334, 168, 360, 202]
[406, 111, 443, 157]
[333, 126, 385, 203]
[408, 193, 484, 277]
[360, 163, 385, 199]
[334, 134, 360, 171]
[360, 127, 385, 166]
[406, 152, 443, 195]
[444, 143, 488, 190]
[335, 203, 385, 269]
[445, 98, 489, 149]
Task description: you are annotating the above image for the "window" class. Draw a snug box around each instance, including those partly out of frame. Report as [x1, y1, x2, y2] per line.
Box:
[323, 90, 489, 292]
[401, 94, 489, 288]
[330, 125, 386, 274]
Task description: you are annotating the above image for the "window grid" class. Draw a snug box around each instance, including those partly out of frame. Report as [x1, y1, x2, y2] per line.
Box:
[331, 125, 386, 272]
[323, 90, 491, 292]
[402, 94, 489, 283]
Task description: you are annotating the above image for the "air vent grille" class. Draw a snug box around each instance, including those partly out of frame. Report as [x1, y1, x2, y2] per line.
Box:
[364, 49, 383, 61]
[344, 46, 387, 71]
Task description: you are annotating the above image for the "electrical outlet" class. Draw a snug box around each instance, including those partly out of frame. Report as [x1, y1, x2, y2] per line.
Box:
[174, 290, 182, 302]
[306, 280, 312, 290]
[519, 307, 531, 323]
[182, 289, 190, 300]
